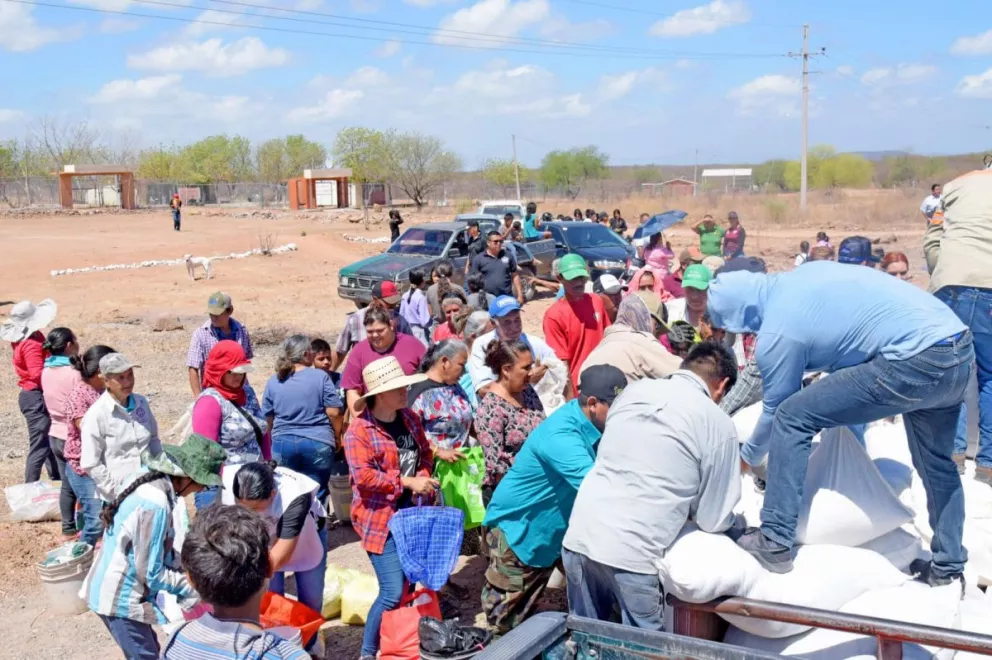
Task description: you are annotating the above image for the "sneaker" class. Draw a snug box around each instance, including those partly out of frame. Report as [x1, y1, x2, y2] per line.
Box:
[952, 453, 966, 475]
[910, 559, 965, 595]
[976, 466, 992, 487]
[737, 528, 794, 574]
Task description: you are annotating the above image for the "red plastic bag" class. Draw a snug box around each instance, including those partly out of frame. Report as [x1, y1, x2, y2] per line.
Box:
[259, 592, 325, 648]
[379, 587, 443, 660]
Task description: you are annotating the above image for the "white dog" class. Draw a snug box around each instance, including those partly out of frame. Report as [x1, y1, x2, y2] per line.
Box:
[184, 254, 213, 281]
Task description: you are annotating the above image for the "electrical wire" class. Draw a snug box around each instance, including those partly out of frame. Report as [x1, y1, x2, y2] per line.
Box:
[9, 0, 789, 60]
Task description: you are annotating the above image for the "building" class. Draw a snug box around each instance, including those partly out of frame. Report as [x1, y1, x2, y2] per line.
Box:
[642, 177, 697, 197]
[700, 168, 753, 193]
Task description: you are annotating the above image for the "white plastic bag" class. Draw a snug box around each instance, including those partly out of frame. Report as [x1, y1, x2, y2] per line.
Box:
[534, 356, 568, 414]
[797, 427, 914, 547]
[659, 525, 908, 638]
[6, 481, 60, 522]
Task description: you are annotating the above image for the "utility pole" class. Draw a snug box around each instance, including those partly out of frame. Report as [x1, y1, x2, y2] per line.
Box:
[512, 134, 521, 201]
[692, 148, 698, 198]
[789, 24, 823, 212]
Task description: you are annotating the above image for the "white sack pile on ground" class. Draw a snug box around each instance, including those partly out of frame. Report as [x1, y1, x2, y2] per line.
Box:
[657, 405, 992, 658]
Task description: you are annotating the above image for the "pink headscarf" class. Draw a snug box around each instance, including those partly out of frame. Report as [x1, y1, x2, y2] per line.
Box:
[625, 266, 672, 302]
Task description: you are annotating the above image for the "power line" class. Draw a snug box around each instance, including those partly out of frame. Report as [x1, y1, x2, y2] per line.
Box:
[557, 0, 805, 28]
[10, 0, 789, 60]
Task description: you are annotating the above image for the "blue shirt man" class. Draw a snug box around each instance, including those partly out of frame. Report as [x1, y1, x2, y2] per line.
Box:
[484, 365, 628, 569]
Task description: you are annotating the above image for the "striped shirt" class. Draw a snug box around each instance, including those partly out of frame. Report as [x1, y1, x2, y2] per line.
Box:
[186, 319, 254, 372]
[83, 473, 196, 624]
[163, 614, 309, 659]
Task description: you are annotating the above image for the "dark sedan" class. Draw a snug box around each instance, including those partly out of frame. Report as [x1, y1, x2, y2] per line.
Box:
[545, 221, 636, 281]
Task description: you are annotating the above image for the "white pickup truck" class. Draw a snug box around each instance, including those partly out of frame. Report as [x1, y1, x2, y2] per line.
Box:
[478, 199, 525, 219]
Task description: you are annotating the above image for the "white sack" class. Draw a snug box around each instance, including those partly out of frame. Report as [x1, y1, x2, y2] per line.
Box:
[858, 527, 925, 573]
[797, 426, 914, 547]
[731, 401, 763, 442]
[725, 580, 963, 659]
[954, 585, 992, 659]
[659, 526, 907, 638]
[534, 356, 568, 415]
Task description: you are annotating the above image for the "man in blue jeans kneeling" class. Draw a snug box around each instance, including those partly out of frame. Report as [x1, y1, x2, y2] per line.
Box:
[708, 261, 973, 586]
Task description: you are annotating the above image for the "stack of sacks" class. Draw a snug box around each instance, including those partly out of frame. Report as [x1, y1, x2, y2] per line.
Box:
[954, 586, 992, 660]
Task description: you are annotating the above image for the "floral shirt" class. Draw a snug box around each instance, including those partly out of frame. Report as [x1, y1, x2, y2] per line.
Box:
[475, 385, 545, 487]
[64, 381, 102, 475]
[408, 380, 474, 451]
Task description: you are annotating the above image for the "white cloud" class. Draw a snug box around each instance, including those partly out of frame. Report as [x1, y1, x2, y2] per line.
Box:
[68, 0, 190, 9]
[650, 0, 750, 38]
[452, 61, 554, 96]
[951, 29, 992, 56]
[0, 3, 77, 52]
[376, 40, 402, 57]
[98, 17, 142, 34]
[89, 74, 183, 103]
[539, 15, 612, 41]
[127, 37, 291, 76]
[287, 89, 365, 122]
[956, 68, 992, 99]
[835, 65, 854, 77]
[597, 67, 666, 100]
[434, 0, 550, 47]
[184, 9, 248, 37]
[860, 63, 937, 86]
[345, 66, 389, 88]
[0, 109, 25, 123]
[727, 74, 800, 116]
[674, 59, 696, 69]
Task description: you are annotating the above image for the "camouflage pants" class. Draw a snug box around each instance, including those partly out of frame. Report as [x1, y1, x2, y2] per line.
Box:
[481, 527, 557, 634]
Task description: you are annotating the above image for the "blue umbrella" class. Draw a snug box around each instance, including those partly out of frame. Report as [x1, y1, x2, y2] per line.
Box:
[638, 210, 688, 239]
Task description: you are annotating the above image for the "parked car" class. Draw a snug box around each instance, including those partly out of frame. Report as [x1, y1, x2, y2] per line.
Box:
[544, 221, 636, 282]
[478, 200, 525, 219]
[337, 221, 555, 306]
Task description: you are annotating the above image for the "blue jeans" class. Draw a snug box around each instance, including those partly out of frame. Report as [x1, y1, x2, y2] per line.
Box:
[761, 334, 974, 579]
[269, 526, 328, 616]
[194, 486, 218, 510]
[361, 535, 407, 657]
[938, 286, 992, 467]
[561, 548, 664, 631]
[98, 615, 159, 660]
[65, 469, 104, 546]
[273, 434, 334, 509]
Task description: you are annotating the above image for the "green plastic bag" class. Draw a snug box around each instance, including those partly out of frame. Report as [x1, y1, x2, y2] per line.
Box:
[434, 446, 487, 530]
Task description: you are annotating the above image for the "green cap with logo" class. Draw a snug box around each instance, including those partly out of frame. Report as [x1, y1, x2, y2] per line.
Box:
[207, 291, 233, 316]
[558, 254, 590, 281]
[682, 264, 712, 291]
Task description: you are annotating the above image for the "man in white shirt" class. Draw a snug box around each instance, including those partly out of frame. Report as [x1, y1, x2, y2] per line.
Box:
[921, 183, 943, 224]
[561, 342, 742, 631]
[467, 295, 557, 395]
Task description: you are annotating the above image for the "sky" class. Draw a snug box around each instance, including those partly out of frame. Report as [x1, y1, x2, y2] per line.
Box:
[0, 0, 990, 168]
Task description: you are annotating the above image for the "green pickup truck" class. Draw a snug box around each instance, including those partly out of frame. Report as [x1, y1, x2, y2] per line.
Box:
[337, 215, 556, 307]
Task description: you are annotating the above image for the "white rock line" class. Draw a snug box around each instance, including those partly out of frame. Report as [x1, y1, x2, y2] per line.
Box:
[50, 243, 299, 277]
[342, 234, 390, 244]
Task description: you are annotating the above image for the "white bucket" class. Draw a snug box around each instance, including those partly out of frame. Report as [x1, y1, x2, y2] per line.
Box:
[36, 544, 94, 616]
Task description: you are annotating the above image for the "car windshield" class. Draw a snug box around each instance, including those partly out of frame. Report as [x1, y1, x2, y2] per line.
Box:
[483, 206, 521, 218]
[559, 224, 628, 248]
[387, 228, 452, 256]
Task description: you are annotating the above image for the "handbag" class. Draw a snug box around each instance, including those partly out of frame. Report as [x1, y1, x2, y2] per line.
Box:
[231, 401, 265, 450]
[379, 587, 443, 660]
[433, 446, 487, 530]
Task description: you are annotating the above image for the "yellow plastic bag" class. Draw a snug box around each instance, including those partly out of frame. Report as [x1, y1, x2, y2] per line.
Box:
[322, 564, 364, 619]
[341, 573, 380, 625]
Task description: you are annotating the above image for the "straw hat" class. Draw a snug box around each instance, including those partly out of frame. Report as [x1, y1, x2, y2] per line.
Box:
[0, 299, 57, 343]
[361, 356, 426, 399]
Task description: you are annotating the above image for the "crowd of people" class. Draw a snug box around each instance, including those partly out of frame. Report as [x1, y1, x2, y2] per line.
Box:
[3, 167, 990, 659]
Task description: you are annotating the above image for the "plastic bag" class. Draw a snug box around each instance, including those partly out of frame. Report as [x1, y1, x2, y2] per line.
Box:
[341, 573, 380, 625]
[534, 356, 568, 414]
[6, 481, 60, 522]
[418, 618, 492, 655]
[380, 588, 443, 660]
[259, 592, 324, 647]
[434, 447, 487, 530]
[322, 564, 360, 619]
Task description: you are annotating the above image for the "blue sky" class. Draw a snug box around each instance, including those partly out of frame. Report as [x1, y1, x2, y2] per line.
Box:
[1, 0, 990, 167]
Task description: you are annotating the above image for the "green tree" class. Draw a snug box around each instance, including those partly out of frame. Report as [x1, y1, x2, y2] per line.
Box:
[753, 159, 789, 191]
[631, 166, 661, 185]
[332, 127, 393, 207]
[0, 141, 18, 178]
[256, 135, 327, 183]
[539, 145, 609, 198]
[136, 145, 182, 180]
[481, 158, 519, 197]
[818, 153, 874, 188]
[177, 135, 253, 184]
[389, 132, 462, 208]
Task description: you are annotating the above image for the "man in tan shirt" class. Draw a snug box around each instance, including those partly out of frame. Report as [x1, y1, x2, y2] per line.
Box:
[927, 164, 992, 485]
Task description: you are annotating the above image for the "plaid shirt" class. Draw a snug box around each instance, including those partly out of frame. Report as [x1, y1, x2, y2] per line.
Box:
[720, 334, 762, 417]
[185, 319, 253, 371]
[343, 408, 434, 554]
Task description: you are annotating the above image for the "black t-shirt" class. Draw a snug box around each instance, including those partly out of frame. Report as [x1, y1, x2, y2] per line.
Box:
[379, 415, 419, 508]
[470, 250, 518, 297]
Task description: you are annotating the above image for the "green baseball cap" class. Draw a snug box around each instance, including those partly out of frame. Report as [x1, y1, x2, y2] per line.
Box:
[558, 254, 589, 281]
[682, 264, 712, 291]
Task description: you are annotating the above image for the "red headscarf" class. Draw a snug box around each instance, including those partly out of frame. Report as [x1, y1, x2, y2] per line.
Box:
[202, 340, 251, 405]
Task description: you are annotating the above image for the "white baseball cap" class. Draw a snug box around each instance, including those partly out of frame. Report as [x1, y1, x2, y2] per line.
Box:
[598, 274, 624, 295]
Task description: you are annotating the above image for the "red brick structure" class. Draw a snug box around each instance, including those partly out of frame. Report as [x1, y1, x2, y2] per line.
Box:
[288, 168, 352, 210]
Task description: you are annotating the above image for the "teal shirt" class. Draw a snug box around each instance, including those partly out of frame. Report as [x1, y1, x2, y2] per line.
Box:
[483, 399, 601, 568]
[523, 213, 541, 239]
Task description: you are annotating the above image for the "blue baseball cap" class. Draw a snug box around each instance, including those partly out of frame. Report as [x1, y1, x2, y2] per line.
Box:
[837, 236, 879, 265]
[489, 295, 522, 318]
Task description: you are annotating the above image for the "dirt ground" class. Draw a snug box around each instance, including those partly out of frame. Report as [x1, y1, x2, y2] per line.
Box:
[0, 196, 930, 659]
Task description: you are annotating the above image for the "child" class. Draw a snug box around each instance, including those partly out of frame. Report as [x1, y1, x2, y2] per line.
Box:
[815, 231, 831, 248]
[162, 504, 310, 659]
[83, 434, 226, 659]
[312, 337, 349, 495]
[399, 269, 432, 348]
[310, 338, 341, 391]
[794, 240, 810, 267]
